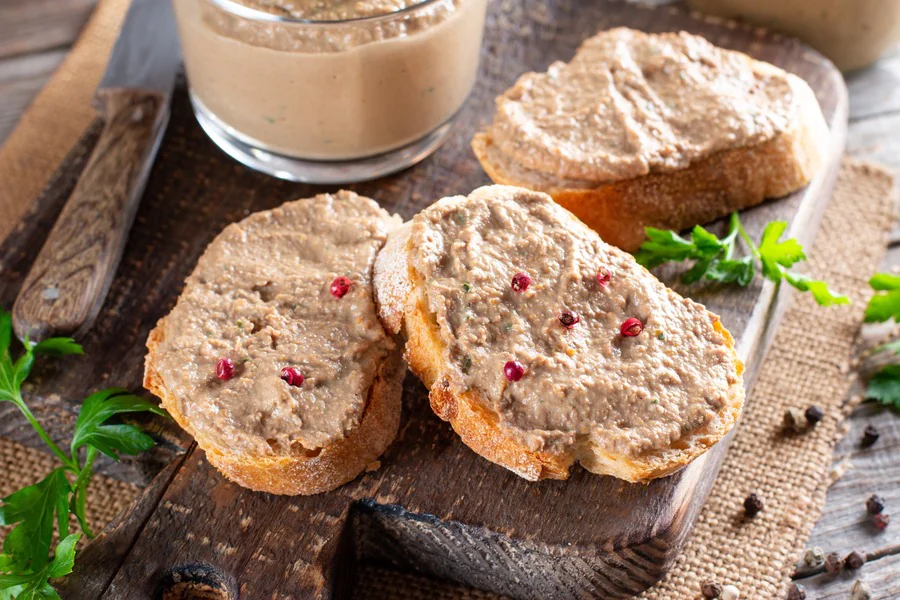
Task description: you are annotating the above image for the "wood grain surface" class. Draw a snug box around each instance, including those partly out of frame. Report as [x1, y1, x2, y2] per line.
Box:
[0, 1, 848, 599]
[12, 88, 168, 341]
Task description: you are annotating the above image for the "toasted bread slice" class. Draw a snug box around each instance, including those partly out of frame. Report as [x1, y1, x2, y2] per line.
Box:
[375, 185, 744, 483]
[145, 191, 404, 495]
[472, 28, 828, 251]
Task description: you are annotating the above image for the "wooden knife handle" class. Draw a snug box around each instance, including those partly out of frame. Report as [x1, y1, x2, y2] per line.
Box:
[12, 88, 168, 342]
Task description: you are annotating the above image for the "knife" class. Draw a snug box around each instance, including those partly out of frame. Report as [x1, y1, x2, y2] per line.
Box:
[12, 0, 181, 342]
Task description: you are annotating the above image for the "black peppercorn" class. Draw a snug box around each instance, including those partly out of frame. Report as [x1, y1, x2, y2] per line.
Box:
[866, 494, 885, 515]
[744, 493, 764, 517]
[701, 581, 722, 598]
[804, 405, 824, 426]
[824, 551, 842, 574]
[787, 582, 807, 600]
[862, 425, 880, 447]
[874, 513, 890, 531]
[845, 550, 866, 570]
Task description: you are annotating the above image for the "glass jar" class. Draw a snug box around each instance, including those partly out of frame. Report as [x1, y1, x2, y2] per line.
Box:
[173, 0, 489, 183]
[687, 0, 900, 72]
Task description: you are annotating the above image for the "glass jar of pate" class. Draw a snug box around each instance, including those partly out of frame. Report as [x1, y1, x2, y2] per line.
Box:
[687, 0, 900, 72]
[173, 0, 489, 183]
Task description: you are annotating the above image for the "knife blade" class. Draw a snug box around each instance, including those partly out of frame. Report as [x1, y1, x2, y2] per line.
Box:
[13, 0, 181, 342]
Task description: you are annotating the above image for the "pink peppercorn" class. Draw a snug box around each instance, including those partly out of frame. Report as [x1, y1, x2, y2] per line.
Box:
[330, 276, 353, 298]
[504, 360, 525, 382]
[597, 267, 612, 286]
[215, 358, 235, 381]
[559, 310, 580, 329]
[511, 272, 532, 293]
[620, 317, 643, 337]
[281, 367, 305, 387]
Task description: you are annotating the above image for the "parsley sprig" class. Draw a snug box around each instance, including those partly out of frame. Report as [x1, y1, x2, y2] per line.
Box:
[0, 309, 164, 599]
[634, 214, 848, 307]
[863, 273, 900, 323]
[863, 275, 900, 411]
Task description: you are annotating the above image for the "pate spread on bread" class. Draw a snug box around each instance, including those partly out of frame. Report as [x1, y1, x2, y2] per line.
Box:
[375, 185, 744, 482]
[144, 191, 404, 495]
[472, 27, 828, 251]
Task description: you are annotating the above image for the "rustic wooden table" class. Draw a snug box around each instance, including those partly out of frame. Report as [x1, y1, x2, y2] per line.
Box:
[1, 0, 899, 597]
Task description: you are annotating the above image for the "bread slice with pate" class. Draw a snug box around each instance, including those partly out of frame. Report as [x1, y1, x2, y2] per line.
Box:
[374, 185, 744, 483]
[471, 27, 828, 251]
[144, 191, 404, 495]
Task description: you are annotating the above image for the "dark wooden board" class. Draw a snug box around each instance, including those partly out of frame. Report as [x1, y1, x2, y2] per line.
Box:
[0, 1, 846, 598]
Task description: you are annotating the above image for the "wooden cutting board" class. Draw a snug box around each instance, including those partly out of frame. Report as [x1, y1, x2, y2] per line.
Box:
[0, 1, 846, 598]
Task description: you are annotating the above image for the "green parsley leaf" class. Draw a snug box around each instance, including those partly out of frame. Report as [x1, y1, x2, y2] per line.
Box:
[0, 468, 70, 573]
[865, 273, 900, 323]
[869, 273, 900, 291]
[0, 534, 79, 600]
[705, 256, 755, 286]
[690, 225, 728, 256]
[634, 228, 700, 268]
[68, 447, 97, 539]
[864, 292, 900, 323]
[70, 389, 164, 461]
[0, 306, 162, 592]
[635, 213, 845, 307]
[12, 353, 34, 391]
[31, 338, 83, 357]
[782, 272, 850, 307]
[866, 364, 900, 410]
[45, 533, 78, 580]
[758, 220, 805, 280]
[0, 311, 10, 362]
[637, 223, 737, 283]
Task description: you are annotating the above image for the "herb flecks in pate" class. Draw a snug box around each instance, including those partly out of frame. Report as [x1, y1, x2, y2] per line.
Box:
[409, 185, 741, 457]
[152, 192, 400, 456]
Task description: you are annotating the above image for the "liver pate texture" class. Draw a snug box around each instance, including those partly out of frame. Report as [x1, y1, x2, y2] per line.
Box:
[485, 27, 797, 183]
[152, 191, 400, 457]
[409, 185, 742, 458]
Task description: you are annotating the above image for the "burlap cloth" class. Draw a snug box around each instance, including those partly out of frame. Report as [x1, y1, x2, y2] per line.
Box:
[0, 0, 895, 597]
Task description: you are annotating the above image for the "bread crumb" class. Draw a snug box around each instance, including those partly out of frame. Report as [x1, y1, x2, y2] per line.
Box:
[366, 460, 382, 472]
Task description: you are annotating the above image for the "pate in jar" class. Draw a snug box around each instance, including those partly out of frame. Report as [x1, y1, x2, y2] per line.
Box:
[173, 0, 489, 182]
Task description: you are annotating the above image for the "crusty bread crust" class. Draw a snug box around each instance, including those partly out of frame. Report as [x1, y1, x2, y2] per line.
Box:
[144, 326, 404, 495]
[472, 74, 828, 252]
[375, 216, 745, 483]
